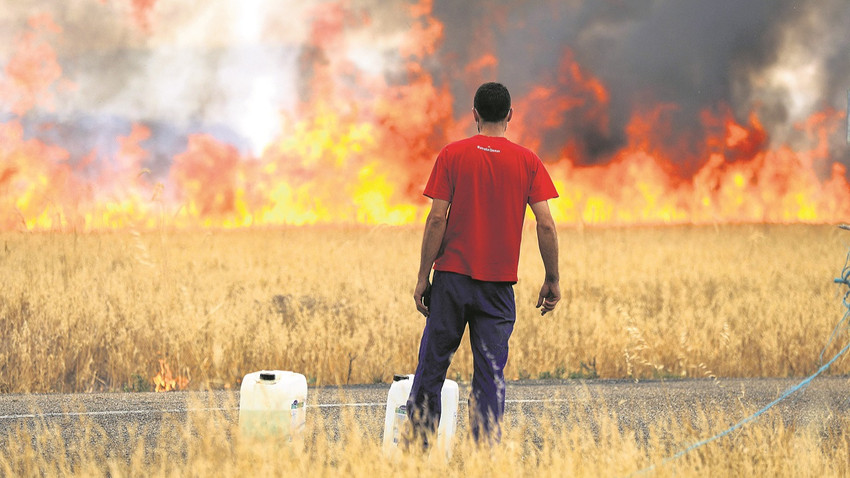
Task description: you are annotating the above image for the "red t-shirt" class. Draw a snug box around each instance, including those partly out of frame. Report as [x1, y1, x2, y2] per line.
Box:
[423, 135, 558, 282]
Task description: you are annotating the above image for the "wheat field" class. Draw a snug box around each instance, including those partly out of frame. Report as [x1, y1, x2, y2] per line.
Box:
[1, 224, 849, 394]
[3, 224, 850, 477]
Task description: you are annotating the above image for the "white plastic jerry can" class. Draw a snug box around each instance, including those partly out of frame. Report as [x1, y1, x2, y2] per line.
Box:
[382, 374, 458, 459]
[239, 370, 307, 440]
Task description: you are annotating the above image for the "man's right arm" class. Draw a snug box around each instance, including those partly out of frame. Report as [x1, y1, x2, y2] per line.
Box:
[414, 198, 450, 317]
[530, 200, 560, 315]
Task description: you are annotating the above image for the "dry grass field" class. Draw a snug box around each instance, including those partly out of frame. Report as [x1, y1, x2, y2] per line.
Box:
[3, 224, 850, 476]
[1, 224, 849, 394]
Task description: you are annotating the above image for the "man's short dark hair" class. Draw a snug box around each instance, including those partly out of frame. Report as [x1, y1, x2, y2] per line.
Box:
[474, 82, 511, 122]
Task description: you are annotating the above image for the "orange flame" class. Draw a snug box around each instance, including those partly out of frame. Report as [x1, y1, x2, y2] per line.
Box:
[2, 4, 849, 231]
[152, 358, 189, 392]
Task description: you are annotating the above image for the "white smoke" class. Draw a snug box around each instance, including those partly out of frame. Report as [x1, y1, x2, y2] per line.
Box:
[1, 0, 323, 154]
[735, 1, 850, 147]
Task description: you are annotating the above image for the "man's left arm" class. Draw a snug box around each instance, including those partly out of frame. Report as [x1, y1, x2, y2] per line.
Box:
[414, 198, 450, 317]
[530, 199, 560, 316]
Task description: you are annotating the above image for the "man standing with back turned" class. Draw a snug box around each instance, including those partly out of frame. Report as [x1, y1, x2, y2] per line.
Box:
[408, 82, 561, 446]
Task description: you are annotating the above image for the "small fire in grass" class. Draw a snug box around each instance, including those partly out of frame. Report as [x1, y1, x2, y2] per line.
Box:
[152, 358, 189, 392]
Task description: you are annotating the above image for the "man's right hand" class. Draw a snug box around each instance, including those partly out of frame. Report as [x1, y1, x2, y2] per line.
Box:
[414, 277, 431, 317]
[536, 280, 561, 316]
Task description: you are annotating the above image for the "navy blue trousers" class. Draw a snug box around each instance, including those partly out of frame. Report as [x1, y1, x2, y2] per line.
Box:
[407, 270, 516, 443]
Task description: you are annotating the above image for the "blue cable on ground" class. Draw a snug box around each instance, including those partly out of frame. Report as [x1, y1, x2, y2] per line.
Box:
[628, 234, 850, 477]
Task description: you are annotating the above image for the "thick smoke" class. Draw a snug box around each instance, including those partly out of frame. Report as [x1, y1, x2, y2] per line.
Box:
[1, 0, 848, 176]
[432, 0, 850, 169]
[2, 0, 311, 164]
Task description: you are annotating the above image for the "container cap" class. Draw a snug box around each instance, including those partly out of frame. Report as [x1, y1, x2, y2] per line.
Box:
[259, 372, 276, 381]
[393, 374, 410, 382]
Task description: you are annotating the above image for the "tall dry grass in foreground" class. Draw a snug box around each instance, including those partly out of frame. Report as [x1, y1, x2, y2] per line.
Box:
[0, 225, 848, 393]
[1, 392, 848, 477]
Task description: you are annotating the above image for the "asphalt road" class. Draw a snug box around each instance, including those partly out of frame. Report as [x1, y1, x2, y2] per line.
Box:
[1, 376, 848, 461]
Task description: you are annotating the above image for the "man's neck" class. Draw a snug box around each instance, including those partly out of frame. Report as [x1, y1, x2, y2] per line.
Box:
[478, 122, 507, 137]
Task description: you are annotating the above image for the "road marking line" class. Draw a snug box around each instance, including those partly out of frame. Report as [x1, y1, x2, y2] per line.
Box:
[0, 408, 230, 420]
[314, 402, 383, 408]
[0, 398, 567, 420]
